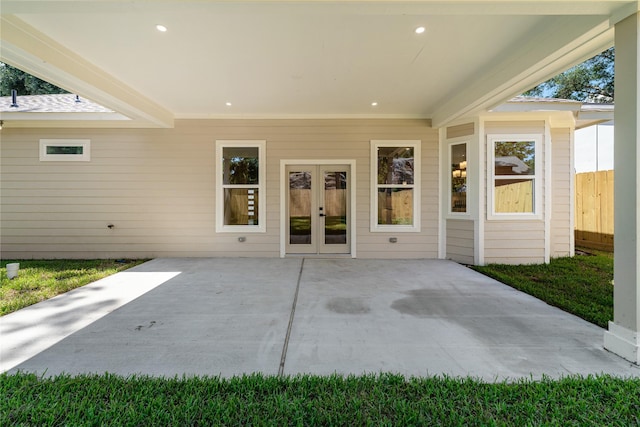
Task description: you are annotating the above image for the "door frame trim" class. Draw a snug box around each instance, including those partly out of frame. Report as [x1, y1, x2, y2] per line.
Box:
[280, 159, 357, 258]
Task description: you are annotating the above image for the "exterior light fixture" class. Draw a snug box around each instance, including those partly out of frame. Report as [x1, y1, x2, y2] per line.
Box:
[156, 24, 168, 32]
[415, 26, 426, 34]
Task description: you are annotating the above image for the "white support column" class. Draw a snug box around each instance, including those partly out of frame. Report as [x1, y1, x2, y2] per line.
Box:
[604, 12, 640, 365]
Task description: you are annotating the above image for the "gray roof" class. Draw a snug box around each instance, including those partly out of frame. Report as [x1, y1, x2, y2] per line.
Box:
[0, 94, 113, 113]
[507, 96, 583, 105]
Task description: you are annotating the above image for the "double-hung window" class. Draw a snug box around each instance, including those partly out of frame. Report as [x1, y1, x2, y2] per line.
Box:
[216, 140, 266, 232]
[488, 134, 541, 219]
[371, 140, 421, 232]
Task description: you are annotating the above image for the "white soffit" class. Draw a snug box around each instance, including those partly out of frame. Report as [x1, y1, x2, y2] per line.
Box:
[0, 1, 637, 127]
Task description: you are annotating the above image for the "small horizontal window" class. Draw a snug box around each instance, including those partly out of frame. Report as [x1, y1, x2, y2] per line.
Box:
[40, 139, 90, 161]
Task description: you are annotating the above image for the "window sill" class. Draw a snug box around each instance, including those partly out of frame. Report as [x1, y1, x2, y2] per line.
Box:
[487, 213, 542, 221]
[216, 225, 266, 233]
[370, 225, 421, 233]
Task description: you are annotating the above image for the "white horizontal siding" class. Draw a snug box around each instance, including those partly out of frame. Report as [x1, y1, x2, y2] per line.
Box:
[446, 219, 474, 264]
[550, 127, 573, 257]
[1, 119, 439, 259]
[484, 220, 545, 264]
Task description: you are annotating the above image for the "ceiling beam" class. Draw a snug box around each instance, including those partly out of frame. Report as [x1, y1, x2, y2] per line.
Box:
[0, 15, 174, 128]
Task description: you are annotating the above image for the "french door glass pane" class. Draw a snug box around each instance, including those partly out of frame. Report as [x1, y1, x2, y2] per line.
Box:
[289, 171, 312, 244]
[324, 172, 347, 244]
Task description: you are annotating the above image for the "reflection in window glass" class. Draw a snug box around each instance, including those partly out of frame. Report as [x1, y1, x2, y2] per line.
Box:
[289, 171, 311, 244]
[494, 179, 533, 213]
[494, 141, 535, 175]
[324, 171, 347, 244]
[451, 143, 467, 213]
[377, 147, 414, 185]
[47, 146, 84, 155]
[224, 188, 259, 225]
[377, 188, 413, 225]
[222, 147, 259, 185]
[492, 138, 537, 215]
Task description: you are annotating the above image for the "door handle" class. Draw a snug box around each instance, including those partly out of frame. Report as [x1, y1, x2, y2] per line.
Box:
[319, 213, 326, 217]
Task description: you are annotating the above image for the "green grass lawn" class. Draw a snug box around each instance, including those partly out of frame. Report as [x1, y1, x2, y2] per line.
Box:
[2, 373, 639, 426]
[472, 249, 613, 328]
[0, 259, 147, 316]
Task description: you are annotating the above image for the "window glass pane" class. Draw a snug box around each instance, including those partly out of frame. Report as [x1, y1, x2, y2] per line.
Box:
[494, 141, 535, 176]
[223, 147, 259, 184]
[377, 147, 414, 185]
[224, 188, 259, 225]
[377, 188, 413, 225]
[47, 146, 84, 155]
[289, 172, 311, 244]
[494, 179, 533, 213]
[451, 144, 467, 213]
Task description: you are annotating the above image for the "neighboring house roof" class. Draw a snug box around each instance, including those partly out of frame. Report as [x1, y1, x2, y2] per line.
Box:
[0, 93, 132, 126]
[492, 96, 614, 129]
[494, 156, 530, 175]
[0, 93, 114, 113]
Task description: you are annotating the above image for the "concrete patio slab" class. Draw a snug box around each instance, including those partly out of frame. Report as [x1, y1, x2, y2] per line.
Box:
[2, 258, 639, 381]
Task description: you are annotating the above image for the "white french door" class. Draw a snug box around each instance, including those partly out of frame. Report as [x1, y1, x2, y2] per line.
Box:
[285, 164, 350, 254]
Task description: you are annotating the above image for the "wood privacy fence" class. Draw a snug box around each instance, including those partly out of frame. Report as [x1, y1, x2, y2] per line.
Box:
[495, 180, 533, 213]
[289, 189, 347, 217]
[575, 170, 614, 251]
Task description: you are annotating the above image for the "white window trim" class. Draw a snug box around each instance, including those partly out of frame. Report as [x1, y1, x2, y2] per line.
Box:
[370, 140, 421, 232]
[40, 139, 90, 161]
[448, 140, 470, 217]
[215, 140, 266, 233]
[487, 134, 542, 220]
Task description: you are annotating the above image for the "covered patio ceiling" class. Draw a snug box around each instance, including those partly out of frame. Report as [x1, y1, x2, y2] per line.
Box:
[0, 1, 637, 128]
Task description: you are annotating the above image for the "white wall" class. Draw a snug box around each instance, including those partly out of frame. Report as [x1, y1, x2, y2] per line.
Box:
[574, 122, 614, 173]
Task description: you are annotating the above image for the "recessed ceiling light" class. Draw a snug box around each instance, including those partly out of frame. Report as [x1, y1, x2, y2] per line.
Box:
[156, 24, 168, 32]
[415, 26, 426, 34]
[225, 102, 232, 107]
[371, 102, 378, 107]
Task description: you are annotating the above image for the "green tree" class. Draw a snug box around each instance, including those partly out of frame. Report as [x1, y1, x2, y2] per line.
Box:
[524, 47, 614, 103]
[0, 63, 68, 96]
[494, 141, 535, 172]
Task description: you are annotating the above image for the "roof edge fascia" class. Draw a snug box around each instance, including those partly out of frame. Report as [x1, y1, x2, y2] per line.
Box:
[0, 118, 169, 129]
[479, 110, 577, 129]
